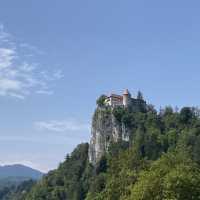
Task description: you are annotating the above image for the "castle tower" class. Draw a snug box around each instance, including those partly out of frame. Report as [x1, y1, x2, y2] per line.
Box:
[123, 89, 131, 106]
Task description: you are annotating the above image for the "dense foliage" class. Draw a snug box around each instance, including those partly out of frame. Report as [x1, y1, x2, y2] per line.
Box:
[0, 179, 35, 200]
[24, 143, 92, 200]
[96, 95, 107, 107]
[6, 95, 200, 199]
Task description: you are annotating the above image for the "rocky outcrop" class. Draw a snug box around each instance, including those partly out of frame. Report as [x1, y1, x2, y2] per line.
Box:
[88, 107, 130, 165]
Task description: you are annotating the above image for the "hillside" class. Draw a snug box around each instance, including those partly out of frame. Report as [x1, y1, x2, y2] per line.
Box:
[7, 91, 200, 200]
[0, 165, 43, 200]
[0, 164, 43, 180]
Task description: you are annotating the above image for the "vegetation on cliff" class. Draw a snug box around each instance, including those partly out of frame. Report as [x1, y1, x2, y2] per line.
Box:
[5, 94, 200, 200]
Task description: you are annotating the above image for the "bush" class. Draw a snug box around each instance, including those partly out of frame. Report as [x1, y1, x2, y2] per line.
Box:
[96, 95, 107, 107]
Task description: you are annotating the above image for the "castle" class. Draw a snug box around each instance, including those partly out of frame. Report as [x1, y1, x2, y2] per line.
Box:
[105, 89, 132, 107]
[89, 89, 146, 165]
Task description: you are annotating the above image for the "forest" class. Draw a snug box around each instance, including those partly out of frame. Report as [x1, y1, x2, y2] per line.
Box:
[3, 94, 200, 200]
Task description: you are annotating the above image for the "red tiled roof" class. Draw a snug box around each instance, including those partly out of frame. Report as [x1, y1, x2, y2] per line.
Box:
[110, 94, 123, 99]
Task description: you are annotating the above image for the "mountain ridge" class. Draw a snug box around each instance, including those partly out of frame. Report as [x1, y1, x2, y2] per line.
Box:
[0, 164, 43, 180]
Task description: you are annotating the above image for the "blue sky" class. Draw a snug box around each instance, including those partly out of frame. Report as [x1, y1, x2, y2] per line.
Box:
[1, 0, 200, 172]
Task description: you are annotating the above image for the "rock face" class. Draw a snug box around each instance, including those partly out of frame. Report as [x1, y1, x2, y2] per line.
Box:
[88, 107, 130, 165]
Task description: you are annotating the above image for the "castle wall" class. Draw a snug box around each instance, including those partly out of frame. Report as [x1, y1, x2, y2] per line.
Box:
[105, 95, 123, 107]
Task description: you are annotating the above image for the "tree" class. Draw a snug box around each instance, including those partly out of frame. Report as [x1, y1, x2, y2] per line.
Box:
[25, 143, 92, 200]
[127, 150, 200, 200]
[96, 95, 107, 107]
[179, 107, 194, 124]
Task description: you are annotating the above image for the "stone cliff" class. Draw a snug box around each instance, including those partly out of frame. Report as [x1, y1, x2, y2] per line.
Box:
[88, 106, 130, 165]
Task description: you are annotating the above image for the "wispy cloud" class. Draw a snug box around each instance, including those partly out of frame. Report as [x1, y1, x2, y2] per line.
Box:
[0, 24, 12, 44]
[35, 119, 90, 132]
[19, 43, 45, 55]
[0, 24, 63, 99]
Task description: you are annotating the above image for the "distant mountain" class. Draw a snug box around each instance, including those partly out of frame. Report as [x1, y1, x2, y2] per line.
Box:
[0, 164, 43, 180]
